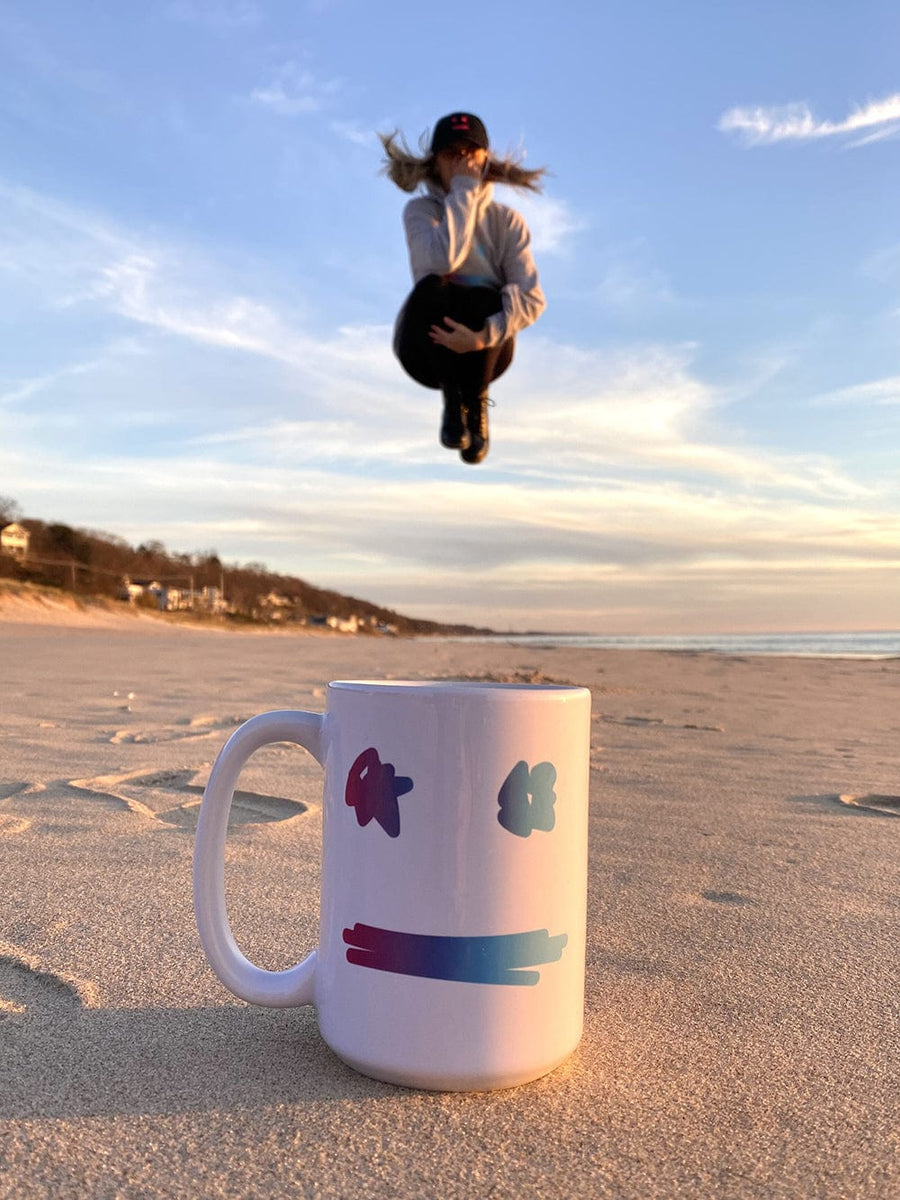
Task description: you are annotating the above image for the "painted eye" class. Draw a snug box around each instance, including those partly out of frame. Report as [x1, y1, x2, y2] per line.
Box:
[345, 747, 413, 838]
[498, 760, 558, 837]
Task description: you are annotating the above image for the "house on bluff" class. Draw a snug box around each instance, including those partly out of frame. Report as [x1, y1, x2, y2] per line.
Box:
[0, 523, 30, 562]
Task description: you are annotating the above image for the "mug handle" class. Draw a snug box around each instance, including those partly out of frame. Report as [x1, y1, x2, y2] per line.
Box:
[193, 709, 325, 1007]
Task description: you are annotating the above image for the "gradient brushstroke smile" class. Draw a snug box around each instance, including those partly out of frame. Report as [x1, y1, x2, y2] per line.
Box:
[343, 923, 567, 986]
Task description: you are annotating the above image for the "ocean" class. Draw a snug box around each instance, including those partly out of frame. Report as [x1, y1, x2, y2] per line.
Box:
[449, 631, 900, 659]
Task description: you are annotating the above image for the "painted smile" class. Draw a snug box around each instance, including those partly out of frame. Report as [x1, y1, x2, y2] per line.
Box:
[342, 924, 568, 987]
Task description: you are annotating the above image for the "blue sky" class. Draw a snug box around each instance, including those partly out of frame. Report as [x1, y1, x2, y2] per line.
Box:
[1, 0, 898, 633]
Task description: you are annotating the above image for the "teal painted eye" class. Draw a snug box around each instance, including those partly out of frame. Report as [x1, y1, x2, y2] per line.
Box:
[498, 760, 557, 837]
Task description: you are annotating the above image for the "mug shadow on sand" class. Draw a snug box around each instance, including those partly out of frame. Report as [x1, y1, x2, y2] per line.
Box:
[0, 953, 399, 1118]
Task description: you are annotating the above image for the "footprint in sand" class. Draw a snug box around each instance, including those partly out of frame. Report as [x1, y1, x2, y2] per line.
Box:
[0, 942, 97, 1018]
[701, 890, 753, 906]
[601, 715, 724, 732]
[108, 713, 248, 746]
[0, 782, 46, 836]
[69, 768, 309, 830]
[0, 814, 33, 837]
[838, 794, 900, 818]
[791, 793, 900, 819]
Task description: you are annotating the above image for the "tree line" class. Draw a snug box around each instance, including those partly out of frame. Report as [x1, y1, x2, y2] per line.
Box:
[0, 496, 485, 635]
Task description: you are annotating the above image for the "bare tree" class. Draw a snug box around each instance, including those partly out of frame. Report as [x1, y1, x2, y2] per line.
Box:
[0, 496, 22, 525]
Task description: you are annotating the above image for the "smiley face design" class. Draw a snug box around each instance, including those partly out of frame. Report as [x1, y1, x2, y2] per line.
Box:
[342, 750, 567, 986]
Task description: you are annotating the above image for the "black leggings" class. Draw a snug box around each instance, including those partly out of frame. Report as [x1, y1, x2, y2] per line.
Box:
[393, 274, 515, 395]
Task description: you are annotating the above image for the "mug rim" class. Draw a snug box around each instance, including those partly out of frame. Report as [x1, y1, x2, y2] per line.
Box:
[328, 679, 589, 697]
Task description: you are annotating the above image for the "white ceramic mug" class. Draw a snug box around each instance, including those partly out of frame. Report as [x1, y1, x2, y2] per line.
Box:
[193, 680, 590, 1091]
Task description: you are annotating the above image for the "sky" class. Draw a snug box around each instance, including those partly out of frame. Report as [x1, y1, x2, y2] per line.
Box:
[1, 0, 898, 634]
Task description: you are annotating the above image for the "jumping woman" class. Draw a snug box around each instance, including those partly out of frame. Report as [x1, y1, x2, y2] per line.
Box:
[380, 112, 546, 464]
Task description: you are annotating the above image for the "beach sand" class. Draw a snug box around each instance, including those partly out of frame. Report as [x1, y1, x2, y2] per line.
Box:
[0, 609, 897, 1198]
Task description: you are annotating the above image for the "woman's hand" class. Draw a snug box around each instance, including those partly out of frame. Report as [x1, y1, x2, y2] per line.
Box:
[429, 317, 486, 354]
[453, 151, 486, 181]
[435, 146, 488, 191]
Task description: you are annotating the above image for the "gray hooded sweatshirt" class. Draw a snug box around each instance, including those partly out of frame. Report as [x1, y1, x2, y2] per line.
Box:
[402, 177, 546, 349]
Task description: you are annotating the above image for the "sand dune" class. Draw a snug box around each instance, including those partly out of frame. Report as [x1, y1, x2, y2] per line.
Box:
[0, 586, 178, 629]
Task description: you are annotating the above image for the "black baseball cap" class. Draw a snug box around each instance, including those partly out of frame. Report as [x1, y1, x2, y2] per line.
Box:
[430, 112, 489, 154]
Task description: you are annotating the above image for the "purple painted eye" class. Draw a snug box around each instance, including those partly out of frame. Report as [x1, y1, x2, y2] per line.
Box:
[345, 747, 413, 838]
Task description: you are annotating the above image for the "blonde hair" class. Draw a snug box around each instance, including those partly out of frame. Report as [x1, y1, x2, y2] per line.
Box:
[378, 129, 546, 194]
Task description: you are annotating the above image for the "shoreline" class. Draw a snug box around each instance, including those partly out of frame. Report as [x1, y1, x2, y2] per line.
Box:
[4, 587, 898, 661]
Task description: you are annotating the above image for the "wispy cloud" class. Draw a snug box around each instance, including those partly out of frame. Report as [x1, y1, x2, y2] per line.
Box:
[0, 344, 144, 408]
[250, 63, 342, 116]
[814, 375, 900, 407]
[329, 119, 379, 148]
[717, 92, 900, 147]
[513, 194, 584, 255]
[503, 340, 873, 499]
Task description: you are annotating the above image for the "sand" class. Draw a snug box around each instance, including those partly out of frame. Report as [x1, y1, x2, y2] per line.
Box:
[0, 609, 897, 1198]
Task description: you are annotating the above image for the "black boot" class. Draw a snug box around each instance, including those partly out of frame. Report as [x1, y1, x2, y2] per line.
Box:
[459, 393, 489, 464]
[440, 387, 470, 450]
